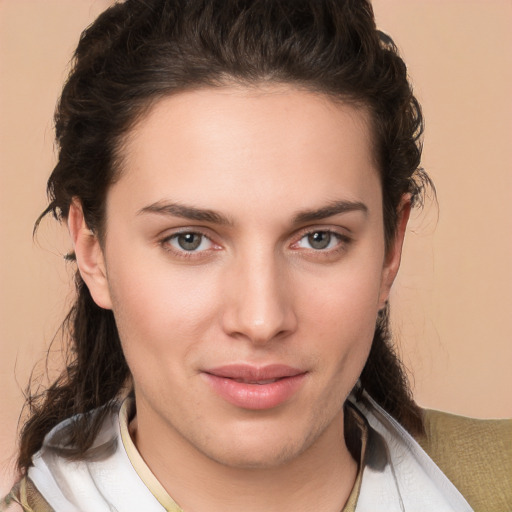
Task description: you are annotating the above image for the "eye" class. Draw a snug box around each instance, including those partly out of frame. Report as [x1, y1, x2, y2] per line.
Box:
[296, 230, 342, 250]
[165, 232, 214, 252]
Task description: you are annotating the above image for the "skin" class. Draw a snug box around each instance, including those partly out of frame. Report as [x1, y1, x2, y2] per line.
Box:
[69, 85, 409, 512]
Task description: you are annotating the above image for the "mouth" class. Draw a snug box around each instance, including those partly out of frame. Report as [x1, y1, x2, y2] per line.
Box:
[202, 364, 307, 410]
[231, 378, 284, 385]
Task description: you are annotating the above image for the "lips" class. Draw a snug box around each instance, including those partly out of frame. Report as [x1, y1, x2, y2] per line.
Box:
[202, 364, 307, 410]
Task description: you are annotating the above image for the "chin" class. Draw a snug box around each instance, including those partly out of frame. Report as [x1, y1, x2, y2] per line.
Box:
[207, 442, 301, 470]
[199, 422, 325, 471]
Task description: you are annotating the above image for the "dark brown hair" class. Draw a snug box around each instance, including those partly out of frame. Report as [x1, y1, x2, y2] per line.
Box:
[19, 0, 429, 472]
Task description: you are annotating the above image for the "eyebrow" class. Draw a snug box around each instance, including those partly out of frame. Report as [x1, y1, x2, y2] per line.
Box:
[292, 200, 368, 224]
[137, 201, 233, 225]
[137, 199, 367, 226]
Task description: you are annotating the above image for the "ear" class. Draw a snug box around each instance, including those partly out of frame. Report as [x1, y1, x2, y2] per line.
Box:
[68, 200, 113, 310]
[378, 194, 411, 308]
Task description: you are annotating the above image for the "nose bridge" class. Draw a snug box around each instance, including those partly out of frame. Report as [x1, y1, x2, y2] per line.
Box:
[223, 245, 296, 344]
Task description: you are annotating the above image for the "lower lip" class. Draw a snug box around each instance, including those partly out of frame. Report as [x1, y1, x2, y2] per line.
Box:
[203, 373, 307, 410]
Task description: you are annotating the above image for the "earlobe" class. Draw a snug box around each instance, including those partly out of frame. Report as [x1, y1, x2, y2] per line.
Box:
[68, 200, 113, 310]
[378, 195, 411, 308]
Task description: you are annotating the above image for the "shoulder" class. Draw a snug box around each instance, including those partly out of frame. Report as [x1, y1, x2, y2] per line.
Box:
[416, 408, 512, 512]
[1, 477, 54, 512]
[4, 402, 122, 512]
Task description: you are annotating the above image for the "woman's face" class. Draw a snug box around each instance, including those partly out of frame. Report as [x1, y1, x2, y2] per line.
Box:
[75, 85, 407, 469]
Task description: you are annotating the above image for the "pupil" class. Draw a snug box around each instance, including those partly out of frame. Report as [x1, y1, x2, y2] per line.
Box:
[308, 231, 330, 250]
[178, 233, 201, 251]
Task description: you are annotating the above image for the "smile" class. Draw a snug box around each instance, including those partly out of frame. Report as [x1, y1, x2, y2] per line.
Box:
[202, 364, 307, 410]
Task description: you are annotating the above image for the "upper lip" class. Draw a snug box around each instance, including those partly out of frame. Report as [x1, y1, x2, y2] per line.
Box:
[204, 364, 305, 382]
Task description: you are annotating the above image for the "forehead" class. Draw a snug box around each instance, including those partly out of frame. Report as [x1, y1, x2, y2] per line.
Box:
[112, 85, 381, 220]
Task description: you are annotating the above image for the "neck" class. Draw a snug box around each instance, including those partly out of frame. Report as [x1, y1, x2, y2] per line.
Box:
[131, 404, 359, 512]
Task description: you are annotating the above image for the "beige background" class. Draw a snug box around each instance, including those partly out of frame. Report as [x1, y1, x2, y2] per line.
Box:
[1, 0, 511, 494]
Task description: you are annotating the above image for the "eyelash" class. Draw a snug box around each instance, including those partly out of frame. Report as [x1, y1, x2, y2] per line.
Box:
[291, 228, 352, 257]
[159, 228, 352, 259]
[160, 229, 219, 259]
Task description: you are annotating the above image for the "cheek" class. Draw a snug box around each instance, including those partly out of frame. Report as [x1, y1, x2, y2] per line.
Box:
[105, 253, 221, 362]
[303, 255, 384, 325]
[298, 254, 384, 368]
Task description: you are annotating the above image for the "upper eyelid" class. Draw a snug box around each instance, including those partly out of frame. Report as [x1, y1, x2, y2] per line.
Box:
[159, 229, 218, 252]
[157, 225, 352, 247]
[292, 225, 352, 240]
[160, 231, 219, 259]
[160, 226, 216, 241]
[289, 229, 352, 254]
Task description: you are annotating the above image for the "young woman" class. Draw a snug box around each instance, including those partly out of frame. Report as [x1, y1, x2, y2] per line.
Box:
[2, 1, 510, 511]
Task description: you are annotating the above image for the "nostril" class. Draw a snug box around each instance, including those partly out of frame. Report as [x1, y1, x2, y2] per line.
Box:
[220, 260, 298, 344]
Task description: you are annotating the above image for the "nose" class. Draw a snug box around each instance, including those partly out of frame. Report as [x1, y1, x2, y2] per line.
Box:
[221, 250, 298, 346]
